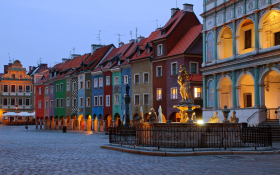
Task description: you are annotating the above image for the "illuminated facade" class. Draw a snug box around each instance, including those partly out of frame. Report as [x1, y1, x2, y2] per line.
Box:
[0, 60, 33, 122]
[201, 0, 280, 124]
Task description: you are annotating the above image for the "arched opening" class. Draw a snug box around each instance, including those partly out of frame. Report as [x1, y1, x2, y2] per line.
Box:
[66, 116, 71, 130]
[218, 27, 233, 59]
[237, 19, 255, 55]
[207, 80, 214, 108]
[86, 115, 92, 131]
[237, 74, 255, 108]
[98, 114, 104, 131]
[44, 116, 49, 129]
[259, 10, 280, 49]
[50, 116, 54, 129]
[261, 70, 280, 119]
[169, 112, 180, 122]
[78, 115, 85, 131]
[94, 116, 98, 131]
[206, 32, 214, 62]
[60, 116, 65, 127]
[218, 77, 232, 108]
[104, 114, 112, 131]
[114, 113, 121, 127]
[144, 113, 149, 122]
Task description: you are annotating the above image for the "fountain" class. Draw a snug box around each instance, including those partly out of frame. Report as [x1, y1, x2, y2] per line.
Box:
[173, 65, 200, 123]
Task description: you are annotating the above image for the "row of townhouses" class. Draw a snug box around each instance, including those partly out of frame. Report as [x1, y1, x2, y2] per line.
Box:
[33, 4, 204, 131]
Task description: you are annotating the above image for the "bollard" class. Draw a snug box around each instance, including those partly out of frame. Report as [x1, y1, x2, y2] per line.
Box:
[62, 126, 67, 133]
[25, 125, 28, 131]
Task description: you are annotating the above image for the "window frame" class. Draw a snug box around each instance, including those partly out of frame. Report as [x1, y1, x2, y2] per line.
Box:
[157, 44, 163, 56]
[156, 66, 162, 77]
[189, 61, 199, 74]
[38, 101, 41, 109]
[11, 85, 16, 93]
[11, 98, 15, 106]
[99, 77, 103, 87]
[194, 86, 203, 98]
[67, 97, 70, 107]
[106, 76, 110, 85]
[114, 76, 119, 86]
[39, 87, 41, 95]
[124, 75, 128, 85]
[3, 98, 8, 105]
[56, 84, 59, 92]
[134, 74, 140, 84]
[26, 85, 30, 93]
[134, 94, 140, 106]
[143, 93, 149, 105]
[60, 83, 63, 92]
[79, 97, 83, 107]
[171, 62, 177, 75]
[72, 98, 76, 107]
[143, 72, 149, 83]
[3, 85, 8, 92]
[106, 95, 110, 107]
[86, 97, 90, 107]
[18, 98, 23, 106]
[25, 98, 30, 106]
[99, 95, 103, 106]
[45, 100, 48, 109]
[50, 100, 53, 109]
[50, 86, 53, 94]
[94, 96, 98, 106]
[67, 82, 70, 91]
[157, 88, 162, 101]
[114, 94, 119, 105]
[45, 87, 48, 95]
[94, 78, 98, 88]
[19, 85, 23, 93]
[171, 87, 178, 100]
[60, 98, 63, 107]
[86, 80, 91, 89]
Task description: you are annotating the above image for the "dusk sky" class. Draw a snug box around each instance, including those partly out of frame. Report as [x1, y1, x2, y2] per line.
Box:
[0, 0, 203, 73]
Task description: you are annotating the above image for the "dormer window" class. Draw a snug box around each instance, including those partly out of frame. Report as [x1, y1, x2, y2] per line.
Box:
[109, 62, 112, 66]
[118, 60, 120, 65]
[137, 51, 141, 56]
[127, 59, 130, 62]
[157, 44, 163, 56]
[146, 48, 150, 54]
[101, 65, 103, 69]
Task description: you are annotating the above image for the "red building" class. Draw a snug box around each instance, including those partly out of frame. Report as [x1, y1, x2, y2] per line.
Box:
[152, 4, 203, 121]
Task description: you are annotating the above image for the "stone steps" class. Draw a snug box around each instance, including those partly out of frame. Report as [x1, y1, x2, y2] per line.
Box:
[259, 120, 280, 142]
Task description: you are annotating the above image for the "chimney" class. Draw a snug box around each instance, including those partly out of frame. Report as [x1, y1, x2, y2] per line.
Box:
[119, 42, 124, 48]
[183, 3, 193, 12]
[29, 66, 32, 73]
[129, 39, 136, 43]
[171, 8, 180, 17]
[4, 65, 8, 74]
[91, 44, 102, 54]
[137, 35, 145, 43]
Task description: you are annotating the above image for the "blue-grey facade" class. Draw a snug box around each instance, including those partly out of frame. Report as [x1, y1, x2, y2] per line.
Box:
[92, 73, 104, 120]
[121, 66, 132, 121]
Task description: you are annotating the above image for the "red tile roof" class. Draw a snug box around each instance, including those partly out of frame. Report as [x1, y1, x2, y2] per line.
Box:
[188, 74, 202, 82]
[167, 24, 203, 57]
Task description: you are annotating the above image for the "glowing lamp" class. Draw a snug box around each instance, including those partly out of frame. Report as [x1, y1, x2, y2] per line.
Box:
[197, 120, 204, 124]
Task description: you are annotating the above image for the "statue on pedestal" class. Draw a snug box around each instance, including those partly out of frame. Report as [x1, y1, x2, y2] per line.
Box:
[209, 111, 219, 123]
[134, 111, 143, 123]
[229, 110, 239, 123]
[149, 108, 158, 123]
[178, 65, 194, 105]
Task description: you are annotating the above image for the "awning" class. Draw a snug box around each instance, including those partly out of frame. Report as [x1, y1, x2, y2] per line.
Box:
[3, 112, 35, 116]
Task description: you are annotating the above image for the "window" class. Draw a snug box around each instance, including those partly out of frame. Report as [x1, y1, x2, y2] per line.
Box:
[45, 101, 48, 109]
[51, 86, 53, 94]
[114, 94, 119, 105]
[4, 85, 8, 92]
[39, 87, 41, 95]
[56, 99, 59, 108]
[171, 63, 177, 75]
[80, 81, 83, 89]
[3, 98, 7, 105]
[38, 101, 41, 109]
[18, 99, 23, 106]
[94, 78, 98, 88]
[79, 75, 83, 80]
[86, 97, 90, 107]
[67, 97, 70, 107]
[157, 44, 163, 56]
[19, 85, 23, 93]
[194, 87, 202, 98]
[45, 87, 48, 94]
[94, 96, 98, 106]
[190, 62, 198, 74]
[80, 98, 83, 107]
[86, 80, 90, 89]
[60, 83, 63, 92]
[36, 77, 39, 82]
[143, 73, 149, 83]
[12, 74, 15, 79]
[146, 48, 150, 54]
[50, 100, 53, 109]
[244, 29, 252, 49]
[99, 96, 103, 106]
[60, 99, 63, 107]
[137, 51, 141, 56]
[73, 82, 76, 90]
[26, 98, 30, 106]
[19, 74, 22, 79]
[244, 93, 252, 108]
[157, 88, 162, 100]
[275, 32, 280, 46]
[171, 88, 178, 100]
[115, 76, 119, 85]
[124, 75, 128, 84]
[106, 76, 110, 85]
[134, 74, 139, 84]
[56, 84, 59, 92]
[73, 98, 76, 107]
[11, 98, 15, 105]
[106, 95, 110, 106]
[99, 77, 103, 87]
[143, 94, 149, 105]
[11, 85, 15, 92]
[156, 66, 162, 77]
[67, 82, 70, 91]
[134, 95, 140, 105]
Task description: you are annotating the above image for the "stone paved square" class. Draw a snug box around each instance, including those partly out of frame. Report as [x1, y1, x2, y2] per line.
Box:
[1, 125, 280, 175]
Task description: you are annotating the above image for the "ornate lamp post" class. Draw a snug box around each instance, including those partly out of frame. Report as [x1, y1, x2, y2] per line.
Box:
[124, 85, 131, 127]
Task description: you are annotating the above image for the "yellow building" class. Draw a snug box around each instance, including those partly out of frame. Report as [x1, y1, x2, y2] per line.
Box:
[0, 60, 33, 122]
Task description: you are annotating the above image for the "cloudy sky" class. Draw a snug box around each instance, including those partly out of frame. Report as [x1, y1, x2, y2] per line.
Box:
[0, 0, 203, 73]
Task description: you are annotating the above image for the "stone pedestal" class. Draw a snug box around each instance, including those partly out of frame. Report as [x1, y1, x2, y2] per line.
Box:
[92, 120, 94, 131]
[71, 119, 74, 130]
[222, 105, 230, 123]
[186, 106, 194, 124]
[97, 120, 101, 132]
[103, 120, 107, 132]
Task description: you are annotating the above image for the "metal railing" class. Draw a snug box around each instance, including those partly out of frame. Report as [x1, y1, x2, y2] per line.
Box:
[266, 108, 279, 120]
[109, 124, 272, 149]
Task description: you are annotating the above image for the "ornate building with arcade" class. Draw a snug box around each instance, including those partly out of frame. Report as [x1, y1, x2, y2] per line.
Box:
[201, 0, 280, 124]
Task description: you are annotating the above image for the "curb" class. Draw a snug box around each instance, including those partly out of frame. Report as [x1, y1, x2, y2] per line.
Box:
[100, 145, 279, 156]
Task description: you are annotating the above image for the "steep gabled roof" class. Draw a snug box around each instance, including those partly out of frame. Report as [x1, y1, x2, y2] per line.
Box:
[167, 24, 203, 57]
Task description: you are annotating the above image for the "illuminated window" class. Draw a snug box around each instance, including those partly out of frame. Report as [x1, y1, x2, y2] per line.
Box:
[157, 88, 162, 100]
[194, 87, 202, 98]
[19, 74, 22, 79]
[171, 88, 177, 99]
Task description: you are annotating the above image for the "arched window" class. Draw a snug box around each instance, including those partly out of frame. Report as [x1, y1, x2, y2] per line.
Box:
[207, 80, 214, 107]
[218, 77, 232, 108]
[237, 19, 255, 55]
[259, 10, 280, 49]
[206, 33, 214, 62]
[218, 27, 233, 59]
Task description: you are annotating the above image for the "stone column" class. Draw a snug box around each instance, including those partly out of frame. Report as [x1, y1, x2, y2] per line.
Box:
[44, 120, 47, 129]
[54, 119, 56, 130]
[103, 120, 107, 132]
[71, 119, 74, 130]
[232, 20, 236, 57]
[254, 10, 259, 50]
[214, 74, 218, 108]
[214, 27, 217, 61]
[78, 121, 80, 131]
[202, 32, 206, 64]
[92, 120, 95, 131]
[232, 71, 237, 108]
[217, 89, 221, 108]
[112, 120, 116, 127]
[203, 0, 206, 12]
[65, 119, 67, 129]
[259, 84, 266, 108]
[203, 76, 207, 109]
[40, 119, 42, 129]
[254, 66, 260, 107]
[236, 86, 241, 108]
[97, 119, 101, 132]
[85, 119, 87, 131]
[58, 119, 61, 130]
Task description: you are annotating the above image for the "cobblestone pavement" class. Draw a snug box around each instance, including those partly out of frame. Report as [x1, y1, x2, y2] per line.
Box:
[1, 125, 280, 175]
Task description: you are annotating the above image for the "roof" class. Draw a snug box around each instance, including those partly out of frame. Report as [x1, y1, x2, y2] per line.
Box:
[167, 24, 203, 57]
[152, 10, 185, 41]
[188, 74, 202, 82]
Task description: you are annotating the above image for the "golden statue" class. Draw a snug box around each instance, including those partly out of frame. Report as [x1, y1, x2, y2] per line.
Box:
[178, 65, 193, 104]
